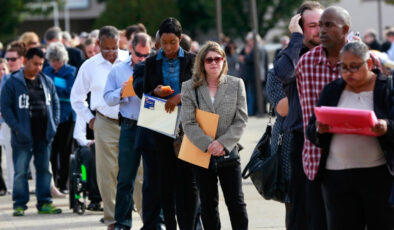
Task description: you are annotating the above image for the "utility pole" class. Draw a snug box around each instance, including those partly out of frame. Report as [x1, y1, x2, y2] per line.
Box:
[377, 0, 383, 40]
[216, 0, 223, 42]
[249, 0, 264, 116]
[64, 4, 70, 32]
[51, 1, 59, 28]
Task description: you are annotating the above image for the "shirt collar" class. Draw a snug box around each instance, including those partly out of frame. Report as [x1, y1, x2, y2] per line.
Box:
[313, 45, 326, 65]
[156, 47, 184, 60]
[97, 50, 124, 64]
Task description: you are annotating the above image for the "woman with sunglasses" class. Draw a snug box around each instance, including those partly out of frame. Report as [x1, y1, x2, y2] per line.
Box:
[4, 41, 26, 73]
[307, 41, 394, 230]
[0, 58, 9, 196]
[0, 41, 26, 194]
[181, 41, 248, 230]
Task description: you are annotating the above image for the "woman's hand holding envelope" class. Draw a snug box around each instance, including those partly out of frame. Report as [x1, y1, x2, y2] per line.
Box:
[154, 85, 175, 98]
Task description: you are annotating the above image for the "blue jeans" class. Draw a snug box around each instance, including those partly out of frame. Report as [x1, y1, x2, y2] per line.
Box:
[12, 140, 52, 210]
[114, 120, 140, 227]
[137, 127, 165, 230]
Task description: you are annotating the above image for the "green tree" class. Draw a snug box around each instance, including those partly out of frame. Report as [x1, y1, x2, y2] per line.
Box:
[95, 0, 179, 36]
[0, 0, 57, 41]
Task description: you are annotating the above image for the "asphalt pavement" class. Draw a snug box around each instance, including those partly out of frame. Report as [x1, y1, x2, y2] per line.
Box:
[0, 116, 286, 230]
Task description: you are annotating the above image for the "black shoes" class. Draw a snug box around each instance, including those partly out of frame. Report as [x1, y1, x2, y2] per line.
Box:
[87, 201, 103, 211]
[114, 224, 130, 230]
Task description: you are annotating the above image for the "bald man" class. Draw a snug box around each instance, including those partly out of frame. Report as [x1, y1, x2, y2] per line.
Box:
[296, 6, 351, 230]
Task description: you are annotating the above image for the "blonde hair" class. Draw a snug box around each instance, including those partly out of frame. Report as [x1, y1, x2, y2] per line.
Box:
[192, 41, 228, 88]
[19, 32, 40, 47]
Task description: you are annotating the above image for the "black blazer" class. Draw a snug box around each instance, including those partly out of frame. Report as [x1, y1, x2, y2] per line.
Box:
[306, 72, 394, 175]
[66, 47, 84, 70]
[143, 50, 195, 96]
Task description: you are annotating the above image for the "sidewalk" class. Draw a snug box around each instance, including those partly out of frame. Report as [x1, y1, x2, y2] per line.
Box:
[0, 116, 286, 230]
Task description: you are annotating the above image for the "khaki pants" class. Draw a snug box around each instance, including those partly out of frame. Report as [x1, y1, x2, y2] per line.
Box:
[94, 114, 120, 225]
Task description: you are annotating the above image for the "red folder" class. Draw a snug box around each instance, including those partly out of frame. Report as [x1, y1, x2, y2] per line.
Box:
[314, 106, 378, 136]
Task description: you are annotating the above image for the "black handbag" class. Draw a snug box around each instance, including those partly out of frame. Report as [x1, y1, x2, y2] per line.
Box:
[173, 124, 183, 157]
[241, 108, 286, 202]
[192, 87, 241, 172]
[210, 143, 242, 173]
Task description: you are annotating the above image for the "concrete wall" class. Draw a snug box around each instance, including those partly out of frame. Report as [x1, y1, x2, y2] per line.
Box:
[333, 0, 394, 40]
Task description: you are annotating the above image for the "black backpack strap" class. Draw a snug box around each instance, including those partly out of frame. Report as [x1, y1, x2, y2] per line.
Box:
[194, 87, 200, 109]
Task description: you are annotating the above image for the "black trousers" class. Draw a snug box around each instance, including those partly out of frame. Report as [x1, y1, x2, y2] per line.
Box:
[194, 162, 248, 230]
[154, 133, 198, 230]
[0, 147, 6, 192]
[288, 132, 327, 230]
[78, 145, 101, 202]
[322, 165, 392, 230]
[51, 119, 75, 190]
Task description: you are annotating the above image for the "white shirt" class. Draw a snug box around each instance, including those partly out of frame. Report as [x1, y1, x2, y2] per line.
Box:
[70, 51, 128, 122]
[73, 115, 91, 146]
[327, 90, 386, 170]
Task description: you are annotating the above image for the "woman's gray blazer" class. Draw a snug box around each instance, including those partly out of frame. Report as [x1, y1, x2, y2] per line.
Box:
[180, 75, 248, 153]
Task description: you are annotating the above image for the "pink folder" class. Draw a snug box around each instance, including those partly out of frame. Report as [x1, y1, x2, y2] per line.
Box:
[314, 106, 379, 136]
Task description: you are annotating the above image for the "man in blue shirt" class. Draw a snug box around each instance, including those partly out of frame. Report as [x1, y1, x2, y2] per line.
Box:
[1, 48, 61, 216]
[103, 32, 151, 230]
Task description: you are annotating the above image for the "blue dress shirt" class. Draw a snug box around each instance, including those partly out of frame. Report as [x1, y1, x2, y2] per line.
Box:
[156, 47, 184, 96]
[103, 58, 141, 120]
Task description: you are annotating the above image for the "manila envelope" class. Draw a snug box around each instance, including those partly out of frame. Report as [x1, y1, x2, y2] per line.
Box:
[121, 75, 136, 98]
[178, 109, 219, 168]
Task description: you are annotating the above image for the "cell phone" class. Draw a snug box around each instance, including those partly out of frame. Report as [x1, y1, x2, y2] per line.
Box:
[298, 13, 304, 31]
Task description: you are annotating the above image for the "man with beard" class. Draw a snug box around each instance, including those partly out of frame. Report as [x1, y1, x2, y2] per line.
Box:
[273, 1, 325, 229]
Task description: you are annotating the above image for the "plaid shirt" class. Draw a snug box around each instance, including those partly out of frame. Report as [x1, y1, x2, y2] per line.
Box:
[296, 45, 341, 180]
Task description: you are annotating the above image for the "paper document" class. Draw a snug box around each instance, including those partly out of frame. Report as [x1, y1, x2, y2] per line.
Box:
[178, 109, 219, 168]
[121, 75, 136, 98]
[137, 94, 180, 138]
[314, 106, 378, 136]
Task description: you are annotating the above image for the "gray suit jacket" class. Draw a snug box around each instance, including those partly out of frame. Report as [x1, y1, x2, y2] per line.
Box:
[181, 75, 248, 152]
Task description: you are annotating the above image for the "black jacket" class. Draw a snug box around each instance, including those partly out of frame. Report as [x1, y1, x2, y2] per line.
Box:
[306, 73, 394, 175]
[143, 50, 195, 96]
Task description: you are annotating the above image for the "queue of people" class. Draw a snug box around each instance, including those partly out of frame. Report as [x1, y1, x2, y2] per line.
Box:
[0, 2, 394, 230]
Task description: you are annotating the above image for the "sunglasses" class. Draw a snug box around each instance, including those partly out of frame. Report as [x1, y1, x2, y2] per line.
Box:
[205, 56, 223, 64]
[6, 57, 19, 62]
[134, 51, 150, 58]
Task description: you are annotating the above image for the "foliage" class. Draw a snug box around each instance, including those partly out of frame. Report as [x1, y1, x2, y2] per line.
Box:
[94, 0, 179, 36]
[0, 0, 58, 41]
[94, 0, 340, 40]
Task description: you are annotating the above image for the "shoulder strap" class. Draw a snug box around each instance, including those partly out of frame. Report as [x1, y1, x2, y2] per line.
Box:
[194, 87, 200, 109]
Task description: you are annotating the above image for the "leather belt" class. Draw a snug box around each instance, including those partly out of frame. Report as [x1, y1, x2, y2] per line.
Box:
[96, 111, 118, 124]
[119, 115, 137, 126]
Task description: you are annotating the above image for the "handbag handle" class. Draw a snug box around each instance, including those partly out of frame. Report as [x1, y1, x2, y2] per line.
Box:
[194, 87, 200, 109]
[241, 125, 272, 179]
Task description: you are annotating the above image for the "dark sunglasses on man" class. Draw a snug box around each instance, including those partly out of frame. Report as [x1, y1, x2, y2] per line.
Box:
[134, 51, 150, 58]
[6, 57, 19, 62]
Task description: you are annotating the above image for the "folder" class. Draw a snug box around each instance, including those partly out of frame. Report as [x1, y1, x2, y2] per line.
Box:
[178, 109, 219, 168]
[137, 94, 180, 138]
[314, 106, 379, 136]
[121, 75, 136, 98]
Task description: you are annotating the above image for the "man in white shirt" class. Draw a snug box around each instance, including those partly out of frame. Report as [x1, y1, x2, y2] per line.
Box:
[103, 32, 151, 230]
[70, 26, 128, 230]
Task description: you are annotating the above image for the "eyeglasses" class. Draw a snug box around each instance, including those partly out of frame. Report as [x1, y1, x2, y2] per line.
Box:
[6, 57, 19, 62]
[134, 51, 149, 58]
[205, 57, 223, 64]
[101, 49, 118, 53]
[338, 61, 366, 73]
